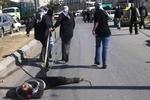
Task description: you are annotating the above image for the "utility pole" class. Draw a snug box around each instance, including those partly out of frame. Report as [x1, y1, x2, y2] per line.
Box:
[0, 0, 2, 13]
[34, 0, 39, 11]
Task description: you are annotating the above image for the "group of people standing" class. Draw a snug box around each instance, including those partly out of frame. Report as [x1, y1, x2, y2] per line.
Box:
[114, 2, 148, 34]
[35, 3, 111, 69]
[82, 9, 94, 23]
[34, 6, 75, 67]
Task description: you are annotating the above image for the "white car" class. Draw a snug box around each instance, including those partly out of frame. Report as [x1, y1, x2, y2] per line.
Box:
[13, 19, 21, 32]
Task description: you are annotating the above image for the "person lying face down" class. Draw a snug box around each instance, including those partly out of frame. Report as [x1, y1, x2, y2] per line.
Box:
[6, 76, 84, 99]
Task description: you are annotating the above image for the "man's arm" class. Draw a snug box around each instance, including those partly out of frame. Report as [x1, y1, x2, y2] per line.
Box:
[92, 22, 98, 35]
[54, 14, 62, 28]
[92, 11, 99, 35]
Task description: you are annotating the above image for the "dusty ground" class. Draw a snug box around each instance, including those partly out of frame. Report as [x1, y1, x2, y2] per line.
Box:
[0, 30, 34, 61]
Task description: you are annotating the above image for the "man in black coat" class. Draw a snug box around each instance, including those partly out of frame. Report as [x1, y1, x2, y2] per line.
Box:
[114, 5, 123, 29]
[38, 9, 53, 66]
[6, 76, 83, 99]
[53, 6, 75, 63]
[129, 3, 140, 35]
[139, 2, 148, 29]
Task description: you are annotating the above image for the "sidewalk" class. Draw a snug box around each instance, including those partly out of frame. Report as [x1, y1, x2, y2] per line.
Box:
[0, 30, 34, 61]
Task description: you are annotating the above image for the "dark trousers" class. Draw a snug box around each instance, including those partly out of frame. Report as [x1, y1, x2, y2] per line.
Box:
[129, 20, 138, 34]
[37, 77, 80, 89]
[61, 37, 72, 62]
[40, 37, 50, 65]
[139, 17, 145, 29]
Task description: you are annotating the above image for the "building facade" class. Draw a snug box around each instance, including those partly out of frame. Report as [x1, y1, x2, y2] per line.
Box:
[10, 0, 51, 7]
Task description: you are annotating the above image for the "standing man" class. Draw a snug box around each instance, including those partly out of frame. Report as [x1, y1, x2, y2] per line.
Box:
[129, 3, 140, 35]
[114, 5, 122, 29]
[53, 6, 75, 63]
[139, 2, 148, 29]
[38, 9, 54, 66]
[92, 3, 111, 69]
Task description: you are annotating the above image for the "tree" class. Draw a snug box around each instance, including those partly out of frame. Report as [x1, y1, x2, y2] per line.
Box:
[0, 0, 11, 8]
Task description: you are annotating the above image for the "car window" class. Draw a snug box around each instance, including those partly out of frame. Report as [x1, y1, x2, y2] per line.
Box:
[3, 15, 8, 22]
[3, 9, 15, 13]
[16, 9, 20, 12]
[6, 15, 13, 21]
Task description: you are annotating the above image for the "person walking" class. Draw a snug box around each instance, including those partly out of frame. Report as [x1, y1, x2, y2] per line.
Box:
[25, 17, 33, 37]
[86, 9, 91, 23]
[114, 5, 122, 29]
[139, 2, 148, 29]
[129, 3, 140, 35]
[53, 6, 75, 63]
[92, 3, 111, 69]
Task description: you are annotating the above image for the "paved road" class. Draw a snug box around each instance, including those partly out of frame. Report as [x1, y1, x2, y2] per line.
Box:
[1, 17, 150, 100]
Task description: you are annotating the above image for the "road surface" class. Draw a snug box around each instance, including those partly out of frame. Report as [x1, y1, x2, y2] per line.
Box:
[1, 17, 150, 100]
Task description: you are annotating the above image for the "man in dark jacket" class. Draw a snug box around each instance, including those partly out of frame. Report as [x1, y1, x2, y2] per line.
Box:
[53, 6, 75, 63]
[6, 76, 83, 99]
[38, 9, 54, 66]
[129, 3, 140, 35]
[92, 2, 111, 69]
[139, 2, 148, 29]
[114, 5, 122, 29]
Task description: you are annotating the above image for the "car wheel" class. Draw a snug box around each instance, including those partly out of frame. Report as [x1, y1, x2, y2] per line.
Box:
[10, 27, 13, 34]
[0, 29, 4, 38]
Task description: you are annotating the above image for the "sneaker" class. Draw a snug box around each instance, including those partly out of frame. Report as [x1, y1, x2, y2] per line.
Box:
[101, 65, 107, 69]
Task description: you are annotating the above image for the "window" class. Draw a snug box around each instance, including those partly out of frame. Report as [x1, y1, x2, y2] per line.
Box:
[16, 9, 20, 12]
[3, 9, 15, 13]
[3, 15, 8, 22]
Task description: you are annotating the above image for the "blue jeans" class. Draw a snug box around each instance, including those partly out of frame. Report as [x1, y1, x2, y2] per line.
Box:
[95, 36, 110, 65]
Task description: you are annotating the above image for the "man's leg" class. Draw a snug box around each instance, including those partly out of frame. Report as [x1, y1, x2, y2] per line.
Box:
[64, 38, 72, 62]
[61, 38, 65, 61]
[102, 36, 110, 67]
[94, 36, 101, 65]
[134, 21, 138, 34]
[129, 21, 133, 34]
[139, 17, 142, 29]
[38, 77, 83, 89]
[40, 45, 46, 62]
[142, 18, 146, 29]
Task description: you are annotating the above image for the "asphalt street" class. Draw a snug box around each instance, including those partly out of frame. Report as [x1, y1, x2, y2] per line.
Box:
[1, 17, 150, 100]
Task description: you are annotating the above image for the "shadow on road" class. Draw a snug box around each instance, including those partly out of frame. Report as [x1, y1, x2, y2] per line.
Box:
[3, 50, 42, 68]
[112, 33, 130, 36]
[51, 64, 103, 69]
[54, 85, 150, 90]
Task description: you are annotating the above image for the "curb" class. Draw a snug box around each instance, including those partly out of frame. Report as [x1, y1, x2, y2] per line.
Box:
[0, 40, 40, 79]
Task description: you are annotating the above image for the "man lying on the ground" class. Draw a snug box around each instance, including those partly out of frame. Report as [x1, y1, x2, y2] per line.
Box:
[6, 76, 84, 99]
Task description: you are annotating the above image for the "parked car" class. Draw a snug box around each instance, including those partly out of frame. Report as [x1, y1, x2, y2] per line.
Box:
[12, 18, 21, 32]
[2, 7, 20, 20]
[0, 14, 14, 37]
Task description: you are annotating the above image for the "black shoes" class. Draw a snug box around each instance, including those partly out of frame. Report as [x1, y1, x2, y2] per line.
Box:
[135, 32, 139, 35]
[101, 65, 107, 69]
[93, 63, 107, 69]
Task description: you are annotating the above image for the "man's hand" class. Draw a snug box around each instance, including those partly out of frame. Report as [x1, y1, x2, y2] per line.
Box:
[49, 28, 55, 32]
